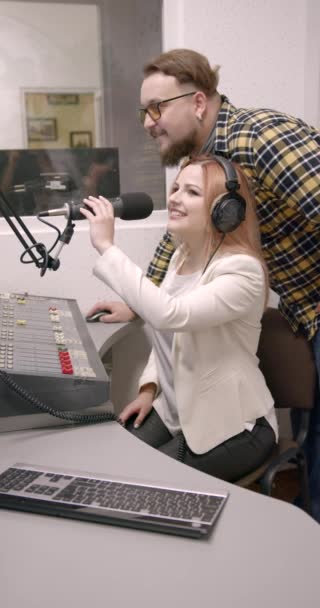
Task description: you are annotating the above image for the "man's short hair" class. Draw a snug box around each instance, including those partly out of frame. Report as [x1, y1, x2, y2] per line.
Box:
[143, 48, 220, 97]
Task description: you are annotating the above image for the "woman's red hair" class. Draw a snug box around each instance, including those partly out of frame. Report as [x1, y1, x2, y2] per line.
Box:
[181, 156, 269, 303]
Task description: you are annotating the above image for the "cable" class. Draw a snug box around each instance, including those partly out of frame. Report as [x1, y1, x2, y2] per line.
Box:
[36, 215, 62, 253]
[20, 242, 48, 267]
[19, 217, 62, 276]
[177, 431, 187, 462]
[201, 235, 225, 276]
[0, 369, 117, 425]
[0, 189, 60, 276]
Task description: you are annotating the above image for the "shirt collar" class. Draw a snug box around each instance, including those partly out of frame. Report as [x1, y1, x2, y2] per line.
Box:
[202, 94, 237, 155]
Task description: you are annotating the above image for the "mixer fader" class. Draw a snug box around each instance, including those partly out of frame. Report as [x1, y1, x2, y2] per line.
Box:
[0, 293, 110, 430]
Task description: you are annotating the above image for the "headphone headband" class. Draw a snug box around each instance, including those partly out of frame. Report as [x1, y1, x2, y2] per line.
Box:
[210, 155, 240, 191]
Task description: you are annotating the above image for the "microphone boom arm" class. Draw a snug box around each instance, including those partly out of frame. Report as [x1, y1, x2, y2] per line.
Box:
[0, 188, 60, 275]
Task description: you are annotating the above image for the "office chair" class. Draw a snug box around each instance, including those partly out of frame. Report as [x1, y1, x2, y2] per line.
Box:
[236, 307, 317, 513]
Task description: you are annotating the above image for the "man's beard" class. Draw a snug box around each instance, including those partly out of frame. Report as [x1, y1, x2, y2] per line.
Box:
[160, 130, 198, 167]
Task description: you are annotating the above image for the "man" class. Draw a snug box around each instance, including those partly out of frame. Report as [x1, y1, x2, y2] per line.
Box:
[88, 48, 320, 519]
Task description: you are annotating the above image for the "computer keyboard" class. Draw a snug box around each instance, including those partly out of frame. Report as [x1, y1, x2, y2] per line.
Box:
[0, 463, 228, 539]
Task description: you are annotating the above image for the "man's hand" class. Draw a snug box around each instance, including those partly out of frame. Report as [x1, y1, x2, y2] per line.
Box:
[118, 387, 155, 428]
[86, 301, 137, 323]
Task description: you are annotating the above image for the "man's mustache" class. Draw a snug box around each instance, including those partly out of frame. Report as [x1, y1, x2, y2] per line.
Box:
[150, 128, 167, 139]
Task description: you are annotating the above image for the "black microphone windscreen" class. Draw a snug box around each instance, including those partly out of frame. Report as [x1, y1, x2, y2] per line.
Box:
[120, 192, 153, 220]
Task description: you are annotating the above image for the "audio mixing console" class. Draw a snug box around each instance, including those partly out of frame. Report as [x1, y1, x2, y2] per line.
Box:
[0, 292, 111, 431]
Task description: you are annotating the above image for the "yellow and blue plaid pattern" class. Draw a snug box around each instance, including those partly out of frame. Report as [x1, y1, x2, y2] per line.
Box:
[146, 96, 320, 339]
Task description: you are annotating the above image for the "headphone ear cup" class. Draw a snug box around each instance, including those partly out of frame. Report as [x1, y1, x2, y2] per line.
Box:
[211, 193, 246, 234]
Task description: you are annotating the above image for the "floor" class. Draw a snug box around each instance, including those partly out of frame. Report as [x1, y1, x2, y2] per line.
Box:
[249, 469, 300, 504]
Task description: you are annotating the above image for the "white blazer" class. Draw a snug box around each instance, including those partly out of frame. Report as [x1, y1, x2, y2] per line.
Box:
[93, 246, 275, 454]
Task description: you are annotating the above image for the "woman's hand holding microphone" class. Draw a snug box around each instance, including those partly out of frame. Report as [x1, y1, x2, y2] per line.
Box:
[80, 196, 115, 255]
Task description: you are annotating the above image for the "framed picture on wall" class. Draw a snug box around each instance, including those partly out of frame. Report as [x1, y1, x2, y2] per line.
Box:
[70, 131, 92, 148]
[27, 117, 57, 142]
[47, 93, 79, 105]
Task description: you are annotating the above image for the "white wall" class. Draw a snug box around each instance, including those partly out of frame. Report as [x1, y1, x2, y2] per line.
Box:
[163, 0, 320, 124]
[0, 2, 102, 148]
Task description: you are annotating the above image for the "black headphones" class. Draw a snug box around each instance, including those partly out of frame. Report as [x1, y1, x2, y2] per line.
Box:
[210, 156, 246, 233]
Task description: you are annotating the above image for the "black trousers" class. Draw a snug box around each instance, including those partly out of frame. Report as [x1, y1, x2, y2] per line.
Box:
[125, 409, 276, 482]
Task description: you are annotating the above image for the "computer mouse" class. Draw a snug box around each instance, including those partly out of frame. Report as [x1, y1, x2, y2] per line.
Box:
[85, 310, 111, 322]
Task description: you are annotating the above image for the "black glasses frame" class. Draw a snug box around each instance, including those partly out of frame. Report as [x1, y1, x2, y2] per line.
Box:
[139, 91, 196, 124]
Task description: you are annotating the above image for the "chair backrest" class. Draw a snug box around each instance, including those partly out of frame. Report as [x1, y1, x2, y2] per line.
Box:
[258, 308, 316, 410]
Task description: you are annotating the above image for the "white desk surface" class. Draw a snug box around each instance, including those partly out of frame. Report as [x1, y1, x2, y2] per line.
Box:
[1, 320, 319, 607]
[87, 318, 142, 358]
[0, 420, 319, 608]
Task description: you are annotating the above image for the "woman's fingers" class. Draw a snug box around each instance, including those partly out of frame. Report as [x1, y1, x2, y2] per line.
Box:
[133, 404, 152, 429]
[118, 402, 140, 424]
[80, 195, 115, 253]
[118, 395, 153, 428]
[83, 196, 114, 218]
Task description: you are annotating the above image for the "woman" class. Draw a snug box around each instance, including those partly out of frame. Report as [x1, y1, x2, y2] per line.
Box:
[81, 156, 278, 481]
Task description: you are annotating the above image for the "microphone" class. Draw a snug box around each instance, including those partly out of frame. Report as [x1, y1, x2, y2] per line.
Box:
[38, 192, 153, 221]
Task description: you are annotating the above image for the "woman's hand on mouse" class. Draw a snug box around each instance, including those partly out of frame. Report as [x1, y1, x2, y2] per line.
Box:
[80, 195, 115, 254]
[86, 301, 138, 323]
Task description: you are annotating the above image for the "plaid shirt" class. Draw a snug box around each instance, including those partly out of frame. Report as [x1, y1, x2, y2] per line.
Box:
[146, 96, 320, 340]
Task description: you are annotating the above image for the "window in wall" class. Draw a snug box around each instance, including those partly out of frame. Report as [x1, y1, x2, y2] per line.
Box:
[24, 90, 100, 150]
[0, 0, 164, 217]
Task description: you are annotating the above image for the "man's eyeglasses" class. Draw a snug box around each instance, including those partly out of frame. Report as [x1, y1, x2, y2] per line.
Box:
[139, 92, 196, 124]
